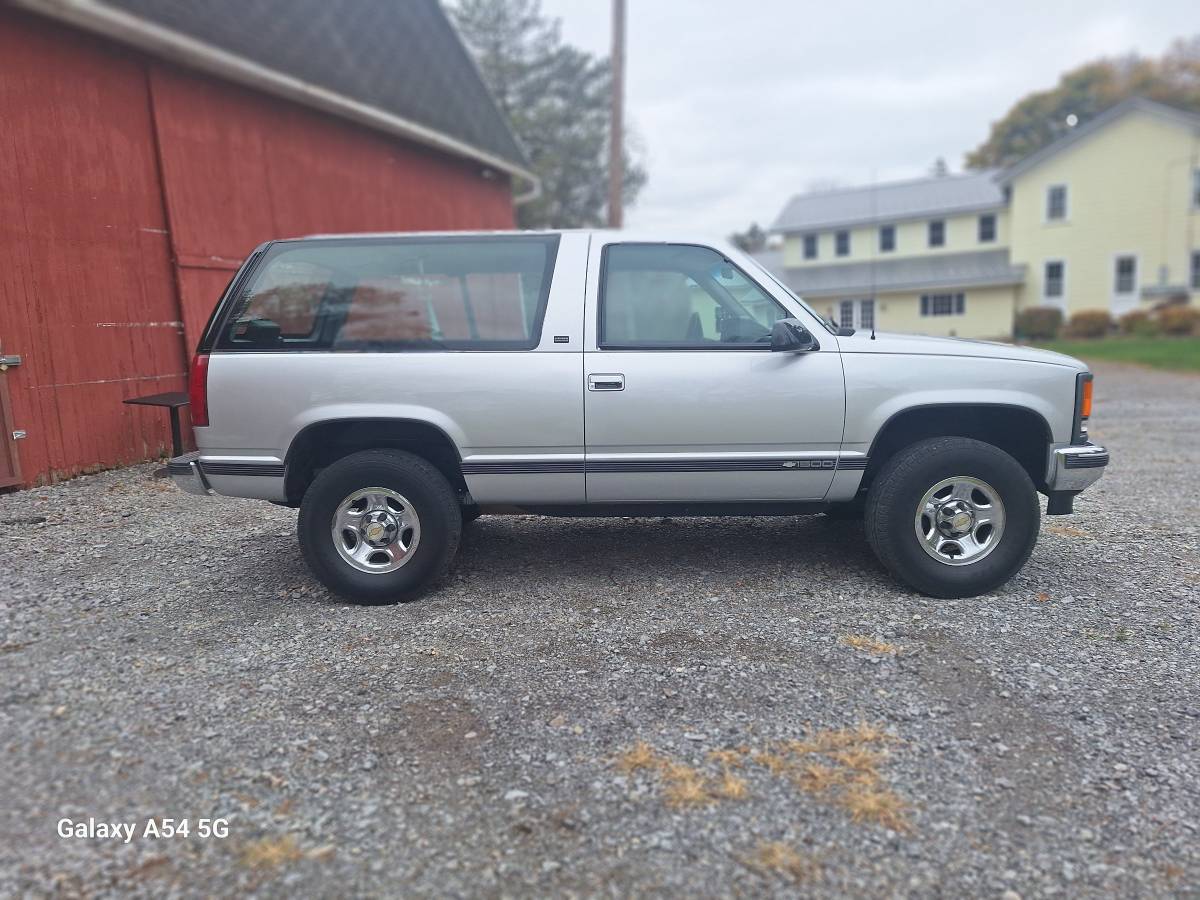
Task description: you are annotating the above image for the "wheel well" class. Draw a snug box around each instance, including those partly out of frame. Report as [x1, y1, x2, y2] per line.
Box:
[284, 419, 465, 506]
[865, 405, 1050, 492]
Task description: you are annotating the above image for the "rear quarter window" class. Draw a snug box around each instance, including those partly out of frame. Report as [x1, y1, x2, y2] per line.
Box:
[215, 235, 560, 352]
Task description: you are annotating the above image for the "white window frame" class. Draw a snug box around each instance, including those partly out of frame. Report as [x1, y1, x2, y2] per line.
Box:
[920, 293, 965, 317]
[1112, 253, 1138, 296]
[1043, 259, 1067, 308]
[1045, 183, 1069, 223]
[839, 299, 875, 329]
[978, 213, 996, 243]
[928, 219, 945, 248]
[879, 225, 895, 253]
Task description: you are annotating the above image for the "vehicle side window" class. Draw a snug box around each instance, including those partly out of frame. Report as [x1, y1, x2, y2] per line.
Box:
[599, 244, 790, 349]
[217, 236, 559, 352]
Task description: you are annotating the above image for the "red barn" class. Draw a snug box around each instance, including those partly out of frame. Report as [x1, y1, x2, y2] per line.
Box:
[0, 0, 533, 488]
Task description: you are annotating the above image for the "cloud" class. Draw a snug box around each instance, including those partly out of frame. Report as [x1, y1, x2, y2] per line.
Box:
[539, 0, 1193, 234]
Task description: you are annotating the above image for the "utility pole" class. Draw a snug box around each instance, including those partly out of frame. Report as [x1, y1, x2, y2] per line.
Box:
[607, 0, 625, 229]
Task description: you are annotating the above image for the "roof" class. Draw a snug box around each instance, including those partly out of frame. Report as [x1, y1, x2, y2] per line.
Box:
[16, 0, 533, 186]
[755, 249, 1024, 299]
[998, 97, 1200, 185]
[770, 171, 1004, 234]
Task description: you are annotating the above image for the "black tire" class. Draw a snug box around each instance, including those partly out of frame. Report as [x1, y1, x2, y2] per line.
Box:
[864, 437, 1039, 599]
[298, 449, 461, 604]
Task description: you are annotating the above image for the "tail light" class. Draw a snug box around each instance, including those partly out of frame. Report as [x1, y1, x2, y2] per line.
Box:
[189, 353, 210, 427]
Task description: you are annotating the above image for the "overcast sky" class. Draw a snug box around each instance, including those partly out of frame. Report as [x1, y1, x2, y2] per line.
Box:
[538, 0, 1195, 236]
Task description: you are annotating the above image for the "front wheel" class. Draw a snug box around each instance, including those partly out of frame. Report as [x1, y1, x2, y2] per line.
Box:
[298, 449, 461, 604]
[865, 437, 1039, 598]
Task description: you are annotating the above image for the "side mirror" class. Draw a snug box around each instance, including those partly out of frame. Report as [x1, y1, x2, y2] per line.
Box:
[770, 318, 819, 352]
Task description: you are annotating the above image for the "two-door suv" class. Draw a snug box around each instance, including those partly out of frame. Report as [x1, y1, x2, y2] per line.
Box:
[171, 231, 1108, 602]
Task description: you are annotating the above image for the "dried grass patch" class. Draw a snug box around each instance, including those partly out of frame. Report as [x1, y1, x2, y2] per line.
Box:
[839, 784, 912, 832]
[1045, 523, 1090, 538]
[615, 740, 663, 774]
[744, 841, 820, 882]
[841, 634, 900, 655]
[239, 835, 305, 869]
[714, 769, 749, 800]
[239, 834, 334, 870]
[612, 722, 911, 831]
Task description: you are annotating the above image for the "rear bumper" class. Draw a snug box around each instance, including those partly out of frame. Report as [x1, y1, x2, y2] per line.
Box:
[1046, 442, 1109, 493]
[168, 451, 213, 496]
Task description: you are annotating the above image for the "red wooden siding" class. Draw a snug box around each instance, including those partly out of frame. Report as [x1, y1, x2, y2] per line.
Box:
[0, 11, 186, 484]
[0, 9, 516, 487]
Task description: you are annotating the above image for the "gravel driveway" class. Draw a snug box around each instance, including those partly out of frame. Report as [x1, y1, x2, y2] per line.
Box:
[1, 362, 1197, 898]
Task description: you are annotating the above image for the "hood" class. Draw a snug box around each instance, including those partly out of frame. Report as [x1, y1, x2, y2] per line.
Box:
[834, 331, 1087, 369]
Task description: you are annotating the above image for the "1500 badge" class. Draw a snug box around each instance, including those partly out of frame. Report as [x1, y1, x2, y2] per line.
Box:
[57, 817, 229, 842]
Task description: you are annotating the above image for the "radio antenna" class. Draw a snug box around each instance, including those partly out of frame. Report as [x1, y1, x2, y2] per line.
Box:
[869, 168, 877, 339]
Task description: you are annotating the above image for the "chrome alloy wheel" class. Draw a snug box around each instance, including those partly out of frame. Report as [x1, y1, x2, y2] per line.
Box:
[914, 476, 1005, 566]
[331, 487, 421, 574]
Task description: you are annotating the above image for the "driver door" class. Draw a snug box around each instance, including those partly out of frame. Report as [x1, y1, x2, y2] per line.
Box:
[583, 240, 845, 503]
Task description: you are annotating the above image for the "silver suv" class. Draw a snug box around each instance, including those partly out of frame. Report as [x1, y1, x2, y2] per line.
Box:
[170, 231, 1108, 603]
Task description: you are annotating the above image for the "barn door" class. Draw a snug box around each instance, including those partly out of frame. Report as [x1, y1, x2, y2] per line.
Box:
[0, 345, 22, 488]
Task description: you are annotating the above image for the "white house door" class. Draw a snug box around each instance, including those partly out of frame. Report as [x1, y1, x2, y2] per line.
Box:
[838, 299, 875, 331]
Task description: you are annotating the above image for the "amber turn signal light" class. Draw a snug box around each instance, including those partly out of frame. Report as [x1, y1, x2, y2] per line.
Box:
[1080, 377, 1093, 420]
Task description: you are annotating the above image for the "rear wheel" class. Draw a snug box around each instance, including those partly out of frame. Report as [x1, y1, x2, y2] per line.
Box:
[865, 437, 1039, 598]
[298, 449, 461, 604]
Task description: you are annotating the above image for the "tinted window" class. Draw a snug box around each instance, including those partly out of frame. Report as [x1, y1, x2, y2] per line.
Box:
[600, 244, 790, 348]
[216, 236, 559, 351]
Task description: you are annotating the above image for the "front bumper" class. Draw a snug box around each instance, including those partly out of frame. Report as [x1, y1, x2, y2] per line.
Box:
[168, 451, 213, 496]
[1046, 442, 1109, 493]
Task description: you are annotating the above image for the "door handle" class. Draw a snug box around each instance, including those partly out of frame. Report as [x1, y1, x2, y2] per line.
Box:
[588, 373, 624, 391]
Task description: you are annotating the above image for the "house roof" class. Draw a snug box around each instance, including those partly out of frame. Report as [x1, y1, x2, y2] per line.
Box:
[770, 171, 1004, 234]
[997, 97, 1200, 185]
[16, 0, 534, 186]
[755, 249, 1024, 299]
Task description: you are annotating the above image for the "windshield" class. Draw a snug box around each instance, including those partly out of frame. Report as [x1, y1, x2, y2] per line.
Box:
[741, 256, 838, 335]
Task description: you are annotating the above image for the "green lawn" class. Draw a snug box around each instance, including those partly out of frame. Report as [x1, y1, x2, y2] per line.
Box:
[1033, 336, 1200, 373]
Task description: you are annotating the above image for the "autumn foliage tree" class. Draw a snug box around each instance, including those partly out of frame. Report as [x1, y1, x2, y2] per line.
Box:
[967, 36, 1200, 169]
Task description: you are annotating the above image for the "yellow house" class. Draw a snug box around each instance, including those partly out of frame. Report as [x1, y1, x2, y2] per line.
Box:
[757, 97, 1200, 338]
